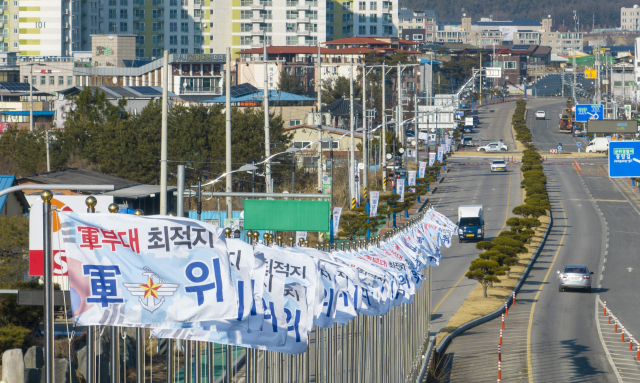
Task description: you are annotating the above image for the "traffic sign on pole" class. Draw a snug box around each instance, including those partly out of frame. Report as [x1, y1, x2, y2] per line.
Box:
[577, 142, 582, 147]
[575, 104, 604, 122]
[609, 141, 640, 178]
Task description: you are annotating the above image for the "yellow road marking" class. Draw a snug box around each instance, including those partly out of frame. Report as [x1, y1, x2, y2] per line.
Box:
[527, 195, 567, 382]
[432, 174, 512, 316]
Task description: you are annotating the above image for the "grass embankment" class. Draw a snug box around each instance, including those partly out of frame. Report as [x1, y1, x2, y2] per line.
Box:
[436, 99, 551, 346]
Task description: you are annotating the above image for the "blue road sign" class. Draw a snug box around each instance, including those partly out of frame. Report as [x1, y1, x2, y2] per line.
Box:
[558, 145, 563, 151]
[609, 141, 640, 178]
[575, 104, 604, 122]
[577, 142, 582, 147]
[455, 111, 464, 116]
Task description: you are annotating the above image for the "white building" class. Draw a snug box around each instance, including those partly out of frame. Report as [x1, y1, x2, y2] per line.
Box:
[622, 5, 640, 31]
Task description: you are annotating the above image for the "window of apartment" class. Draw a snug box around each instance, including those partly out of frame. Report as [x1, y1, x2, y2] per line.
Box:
[139, 0, 146, 5]
[342, 25, 352, 35]
[180, 48, 188, 53]
[109, 21, 117, 32]
[327, 25, 334, 35]
[194, 9, 202, 18]
[240, 35, 252, 45]
[170, 35, 177, 44]
[57, 76, 63, 85]
[383, 25, 391, 34]
[341, 1, 351, 9]
[293, 141, 311, 148]
[286, 35, 299, 45]
[369, 1, 376, 10]
[427, 25, 433, 31]
[194, 22, 201, 31]
[22, 76, 27, 83]
[108, 9, 117, 19]
[241, 23, 252, 32]
[120, 0, 127, 5]
[326, 13, 334, 23]
[416, 18, 423, 23]
[359, 1, 365, 10]
[136, 48, 145, 57]
[66, 76, 72, 85]
[286, 10, 298, 19]
[369, 14, 377, 22]
[152, 35, 162, 45]
[286, 0, 297, 5]
[13, 28, 17, 34]
[241, 10, 252, 19]
[170, 0, 177, 5]
[262, 10, 273, 19]
[170, 48, 177, 54]
[342, 13, 352, 22]
[49, 76, 54, 85]
[152, 9, 162, 19]
[359, 14, 366, 22]
[181, 22, 188, 32]
[358, 25, 366, 34]
[153, 22, 162, 31]
[194, 48, 204, 54]
[290, 120, 302, 127]
[284, 22, 295, 32]
[504, 61, 516, 69]
[326, 1, 334, 10]
[181, 9, 188, 19]
[241, 0, 253, 5]
[120, 22, 128, 31]
[31, 76, 35, 84]
[136, 35, 145, 44]
[180, 35, 189, 44]
[170, 9, 177, 19]
[181, 0, 188, 5]
[413, 34, 423, 40]
[170, 22, 177, 31]
[40, 76, 45, 85]
[109, 0, 116, 4]
[152, 48, 163, 57]
[135, 9, 145, 18]
[120, 9, 127, 18]
[137, 22, 145, 32]
[194, 35, 202, 44]
[308, 10, 317, 19]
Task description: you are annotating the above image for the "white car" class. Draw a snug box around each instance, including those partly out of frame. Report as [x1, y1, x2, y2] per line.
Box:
[491, 160, 507, 172]
[536, 111, 546, 120]
[477, 142, 508, 152]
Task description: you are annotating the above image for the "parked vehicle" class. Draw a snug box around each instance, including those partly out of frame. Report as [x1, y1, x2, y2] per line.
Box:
[559, 115, 573, 133]
[465, 116, 479, 127]
[536, 111, 546, 120]
[462, 125, 476, 133]
[458, 205, 484, 242]
[585, 137, 609, 153]
[557, 265, 593, 292]
[477, 142, 508, 152]
[491, 160, 507, 172]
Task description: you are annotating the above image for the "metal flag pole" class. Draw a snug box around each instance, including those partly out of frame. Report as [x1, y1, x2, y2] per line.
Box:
[160, 50, 169, 215]
[85, 198, 98, 383]
[226, 47, 233, 220]
[382, 63, 387, 192]
[349, 61, 355, 208]
[42, 190, 54, 383]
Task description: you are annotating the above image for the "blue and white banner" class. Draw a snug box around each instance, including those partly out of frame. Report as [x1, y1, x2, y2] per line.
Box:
[429, 153, 436, 167]
[332, 207, 342, 236]
[370, 191, 379, 217]
[418, 162, 427, 179]
[397, 182, 405, 203]
[408, 171, 416, 186]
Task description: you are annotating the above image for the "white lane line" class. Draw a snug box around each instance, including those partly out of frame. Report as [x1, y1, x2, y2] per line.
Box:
[603, 266, 606, 272]
[596, 295, 624, 383]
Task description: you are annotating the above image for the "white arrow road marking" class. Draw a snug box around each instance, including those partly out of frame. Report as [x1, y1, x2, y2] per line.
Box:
[628, 267, 633, 272]
[633, 158, 640, 164]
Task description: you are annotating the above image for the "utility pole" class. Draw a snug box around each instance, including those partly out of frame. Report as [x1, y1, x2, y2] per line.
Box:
[263, 32, 271, 193]
[397, 63, 403, 149]
[479, 51, 482, 105]
[596, 47, 601, 104]
[414, 94, 419, 166]
[362, 63, 367, 201]
[381, 63, 387, 191]
[226, 47, 232, 219]
[29, 64, 33, 132]
[160, 51, 168, 215]
[317, 44, 323, 192]
[349, 61, 355, 207]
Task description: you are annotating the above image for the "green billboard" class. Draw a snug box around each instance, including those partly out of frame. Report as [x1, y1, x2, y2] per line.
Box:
[244, 200, 330, 231]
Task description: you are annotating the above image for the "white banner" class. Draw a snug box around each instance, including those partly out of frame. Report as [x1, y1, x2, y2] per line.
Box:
[418, 162, 427, 179]
[397, 182, 405, 203]
[408, 171, 416, 186]
[370, 191, 379, 217]
[332, 207, 342, 236]
[429, 153, 436, 167]
[437, 146, 444, 163]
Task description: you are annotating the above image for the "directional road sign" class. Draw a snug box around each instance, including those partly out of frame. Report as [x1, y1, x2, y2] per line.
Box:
[609, 141, 640, 178]
[577, 142, 582, 147]
[575, 104, 604, 122]
[455, 111, 464, 117]
[558, 145, 563, 151]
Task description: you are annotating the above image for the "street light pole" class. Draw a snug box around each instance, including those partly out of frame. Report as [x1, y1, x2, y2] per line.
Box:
[382, 63, 387, 191]
[226, 47, 233, 219]
[263, 32, 271, 193]
[160, 50, 168, 215]
[349, 61, 355, 208]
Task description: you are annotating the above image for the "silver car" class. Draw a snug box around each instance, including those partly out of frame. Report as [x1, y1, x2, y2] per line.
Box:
[491, 160, 507, 172]
[557, 265, 593, 292]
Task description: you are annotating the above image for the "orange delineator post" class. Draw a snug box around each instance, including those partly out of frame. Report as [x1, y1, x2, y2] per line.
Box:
[604, 301, 607, 316]
[498, 361, 502, 380]
[500, 329, 503, 345]
[502, 313, 505, 330]
[512, 292, 516, 306]
[505, 301, 508, 316]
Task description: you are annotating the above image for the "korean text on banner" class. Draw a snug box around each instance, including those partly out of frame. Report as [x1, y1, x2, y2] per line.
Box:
[418, 162, 427, 179]
[58, 212, 241, 327]
[332, 207, 342, 236]
[29, 196, 114, 277]
[437, 147, 444, 163]
[370, 191, 379, 217]
[428, 153, 436, 167]
[408, 171, 416, 186]
[397, 182, 405, 203]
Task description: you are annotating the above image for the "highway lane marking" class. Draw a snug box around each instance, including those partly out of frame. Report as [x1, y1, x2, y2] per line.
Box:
[432, 173, 513, 317]
[526, 185, 566, 383]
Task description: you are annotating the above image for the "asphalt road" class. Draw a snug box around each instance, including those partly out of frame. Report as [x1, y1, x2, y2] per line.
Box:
[427, 100, 522, 336]
[464, 101, 517, 151]
[526, 98, 590, 154]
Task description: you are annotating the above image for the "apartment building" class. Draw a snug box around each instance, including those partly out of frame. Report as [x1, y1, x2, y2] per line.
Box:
[436, 17, 582, 54]
[622, 5, 640, 31]
[325, 0, 398, 41]
[398, 9, 435, 42]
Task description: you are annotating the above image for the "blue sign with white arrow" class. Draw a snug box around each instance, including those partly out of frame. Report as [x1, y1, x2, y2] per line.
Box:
[575, 104, 604, 122]
[609, 141, 640, 178]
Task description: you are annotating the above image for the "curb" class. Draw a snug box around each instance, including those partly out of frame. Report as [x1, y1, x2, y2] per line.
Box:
[415, 336, 438, 383]
[433, 209, 554, 356]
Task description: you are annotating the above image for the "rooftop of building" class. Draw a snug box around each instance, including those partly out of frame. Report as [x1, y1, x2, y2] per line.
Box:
[17, 168, 138, 190]
[57, 86, 176, 99]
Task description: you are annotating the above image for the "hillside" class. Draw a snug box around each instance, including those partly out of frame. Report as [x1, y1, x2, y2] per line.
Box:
[400, 0, 628, 31]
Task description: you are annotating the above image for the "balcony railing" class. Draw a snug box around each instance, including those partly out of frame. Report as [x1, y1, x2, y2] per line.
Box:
[251, 3, 265, 9]
[296, 29, 310, 36]
[183, 86, 222, 94]
[297, 17, 309, 23]
[251, 16, 265, 22]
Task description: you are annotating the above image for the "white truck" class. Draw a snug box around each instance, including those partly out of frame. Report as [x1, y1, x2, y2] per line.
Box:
[457, 205, 484, 242]
[585, 137, 609, 153]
